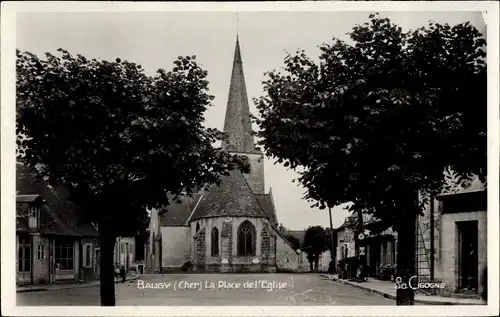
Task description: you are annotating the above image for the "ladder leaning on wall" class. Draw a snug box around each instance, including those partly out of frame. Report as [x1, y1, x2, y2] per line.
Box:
[415, 220, 432, 283]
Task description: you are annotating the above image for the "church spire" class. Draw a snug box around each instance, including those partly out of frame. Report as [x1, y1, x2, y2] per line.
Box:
[222, 36, 257, 153]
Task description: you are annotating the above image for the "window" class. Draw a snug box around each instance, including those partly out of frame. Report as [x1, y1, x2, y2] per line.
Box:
[28, 205, 39, 229]
[152, 234, 156, 255]
[237, 221, 256, 256]
[196, 223, 200, 232]
[37, 245, 45, 260]
[55, 239, 74, 270]
[211, 227, 219, 256]
[30, 206, 38, 218]
[18, 236, 32, 272]
[391, 240, 396, 264]
[270, 236, 276, 258]
[84, 244, 92, 267]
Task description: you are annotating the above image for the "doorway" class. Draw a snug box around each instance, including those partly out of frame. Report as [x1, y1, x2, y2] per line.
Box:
[369, 240, 381, 277]
[17, 235, 32, 285]
[95, 249, 101, 277]
[457, 221, 479, 291]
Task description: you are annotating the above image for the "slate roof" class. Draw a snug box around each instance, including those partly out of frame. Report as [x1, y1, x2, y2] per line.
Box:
[337, 213, 373, 229]
[189, 170, 269, 221]
[222, 37, 261, 154]
[158, 38, 278, 226]
[16, 163, 98, 237]
[255, 193, 278, 225]
[265, 222, 300, 254]
[158, 193, 203, 226]
[17, 194, 44, 203]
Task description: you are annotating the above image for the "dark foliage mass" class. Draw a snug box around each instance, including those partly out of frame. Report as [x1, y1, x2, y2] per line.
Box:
[17, 49, 249, 305]
[17, 49, 249, 235]
[254, 13, 486, 304]
[302, 225, 328, 270]
[254, 13, 486, 227]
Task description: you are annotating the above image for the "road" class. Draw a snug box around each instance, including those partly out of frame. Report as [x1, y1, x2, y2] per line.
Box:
[17, 273, 396, 306]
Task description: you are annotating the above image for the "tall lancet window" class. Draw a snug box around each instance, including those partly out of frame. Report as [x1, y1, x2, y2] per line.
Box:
[211, 227, 219, 257]
[196, 223, 200, 233]
[237, 221, 256, 256]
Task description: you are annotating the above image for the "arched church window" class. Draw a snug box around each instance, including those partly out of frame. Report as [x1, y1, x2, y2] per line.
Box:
[211, 227, 219, 256]
[237, 221, 256, 256]
[196, 223, 200, 232]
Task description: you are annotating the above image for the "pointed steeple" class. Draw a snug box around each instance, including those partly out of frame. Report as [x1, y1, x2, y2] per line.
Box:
[222, 37, 257, 153]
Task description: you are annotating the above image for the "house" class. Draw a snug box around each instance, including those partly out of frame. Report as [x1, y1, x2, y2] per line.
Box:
[335, 213, 397, 279]
[144, 36, 300, 273]
[333, 171, 486, 295]
[434, 175, 486, 294]
[16, 162, 99, 286]
[114, 237, 136, 273]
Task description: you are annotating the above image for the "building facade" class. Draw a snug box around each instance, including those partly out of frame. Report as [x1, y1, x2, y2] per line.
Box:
[333, 173, 486, 296]
[435, 176, 487, 294]
[16, 163, 99, 286]
[114, 237, 136, 273]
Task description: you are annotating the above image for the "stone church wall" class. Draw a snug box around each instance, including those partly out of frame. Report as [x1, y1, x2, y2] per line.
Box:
[160, 226, 191, 271]
[189, 217, 279, 273]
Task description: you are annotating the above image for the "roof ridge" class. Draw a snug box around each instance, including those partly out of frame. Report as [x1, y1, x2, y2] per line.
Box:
[266, 221, 299, 254]
[237, 170, 268, 218]
[186, 193, 204, 224]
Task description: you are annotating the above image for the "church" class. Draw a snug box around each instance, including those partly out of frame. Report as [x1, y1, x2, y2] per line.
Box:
[145, 37, 302, 273]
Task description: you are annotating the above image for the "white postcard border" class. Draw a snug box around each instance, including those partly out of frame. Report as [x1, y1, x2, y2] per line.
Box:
[1, 1, 499, 316]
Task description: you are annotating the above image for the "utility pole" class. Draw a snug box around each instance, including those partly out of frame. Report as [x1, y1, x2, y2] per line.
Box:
[355, 210, 366, 280]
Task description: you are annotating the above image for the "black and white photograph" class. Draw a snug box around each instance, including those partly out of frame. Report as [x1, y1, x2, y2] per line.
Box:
[1, 1, 498, 316]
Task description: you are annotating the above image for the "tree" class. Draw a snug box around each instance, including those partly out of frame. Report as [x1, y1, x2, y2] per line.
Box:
[254, 14, 486, 305]
[284, 234, 301, 251]
[16, 49, 249, 306]
[302, 226, 328, 271]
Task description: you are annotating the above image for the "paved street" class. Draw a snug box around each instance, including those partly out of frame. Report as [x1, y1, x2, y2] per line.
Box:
[17, 273, 396, 306]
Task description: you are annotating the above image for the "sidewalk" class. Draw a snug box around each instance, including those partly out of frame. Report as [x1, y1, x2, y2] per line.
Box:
[322, 274, 485, 305]
[17, 274, 140, 293]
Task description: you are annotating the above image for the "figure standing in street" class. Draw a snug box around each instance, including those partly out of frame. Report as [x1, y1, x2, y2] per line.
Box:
[120, 266, 126, 283]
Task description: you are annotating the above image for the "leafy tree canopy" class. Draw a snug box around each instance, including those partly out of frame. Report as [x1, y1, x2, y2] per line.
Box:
[302, 225, 328, 257]
[254, 14, 486, 228]
[16, 49, 249, 237]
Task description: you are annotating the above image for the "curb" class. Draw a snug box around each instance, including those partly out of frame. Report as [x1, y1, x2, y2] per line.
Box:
[17, 275, 140, 293]
[321, 275, 482, 306]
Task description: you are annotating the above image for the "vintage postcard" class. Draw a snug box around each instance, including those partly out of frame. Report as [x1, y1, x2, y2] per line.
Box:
[1, 1, 499, 316]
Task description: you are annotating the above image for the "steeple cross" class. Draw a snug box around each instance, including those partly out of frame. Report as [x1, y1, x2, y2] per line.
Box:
[236, 13, 239, 39]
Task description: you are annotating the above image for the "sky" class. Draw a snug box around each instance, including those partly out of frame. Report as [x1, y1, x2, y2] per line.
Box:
[16, 10, 486, 230]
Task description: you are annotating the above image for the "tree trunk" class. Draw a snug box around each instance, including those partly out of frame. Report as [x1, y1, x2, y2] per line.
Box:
[396, 214, 416, 305]
[99, 223, 117, 306]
